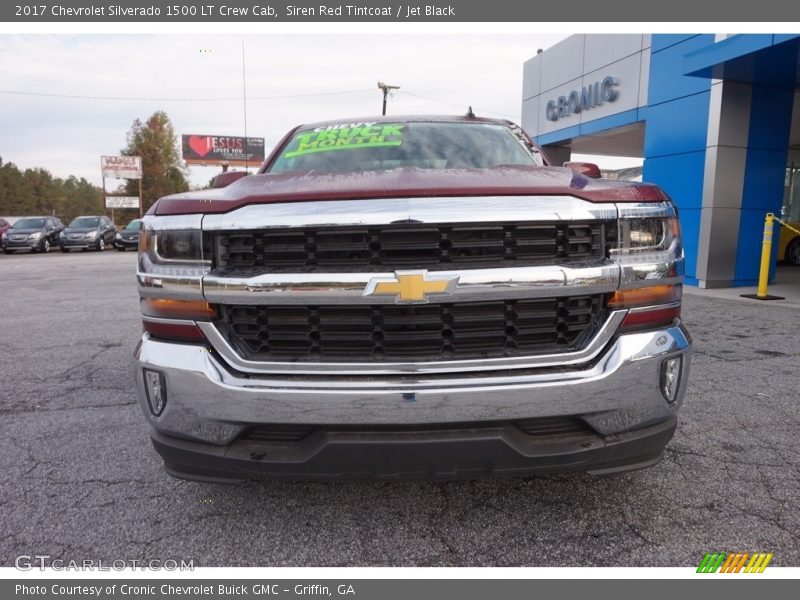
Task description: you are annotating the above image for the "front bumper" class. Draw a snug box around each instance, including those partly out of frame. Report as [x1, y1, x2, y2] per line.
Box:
[115, 238, 139, 249]
[61, 235, 99, 249]
[4, 239, 40, 250]
[151, 416, 677, 482]
[134, 322, 691, 480]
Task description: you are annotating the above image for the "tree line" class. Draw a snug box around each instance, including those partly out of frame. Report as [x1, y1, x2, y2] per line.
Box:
[0, 159, 104, 224]
[0, 111, 190, 226]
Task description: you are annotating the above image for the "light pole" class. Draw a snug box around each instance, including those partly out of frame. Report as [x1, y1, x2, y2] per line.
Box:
[377, 81, 400, 115]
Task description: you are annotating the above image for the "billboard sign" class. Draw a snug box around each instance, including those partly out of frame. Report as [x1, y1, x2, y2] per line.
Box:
[101, 155, 142, 179]
[182, 134, 265, 166]
[105, 196, 140, 209]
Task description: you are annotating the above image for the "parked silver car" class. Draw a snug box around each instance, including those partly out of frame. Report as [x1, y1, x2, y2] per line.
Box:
[2, 216, 64, 254]
[59, 216, 116, 252]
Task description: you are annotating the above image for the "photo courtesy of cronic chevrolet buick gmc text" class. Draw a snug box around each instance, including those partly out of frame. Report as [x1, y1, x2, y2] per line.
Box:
[2, 216, 64, 254]
[133, 115, 692, 482]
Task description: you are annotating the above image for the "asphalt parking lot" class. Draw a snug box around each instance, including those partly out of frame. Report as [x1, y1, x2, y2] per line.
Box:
[0, 250, 798, 567]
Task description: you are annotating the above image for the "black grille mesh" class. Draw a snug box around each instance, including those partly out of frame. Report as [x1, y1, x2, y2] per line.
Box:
[239, 417, 595, 443]
[214, 222, 606, 271]
[218, 295, 603, 362]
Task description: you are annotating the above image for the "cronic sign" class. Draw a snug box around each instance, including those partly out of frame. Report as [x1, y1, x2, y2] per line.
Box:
[545, 76, 619, 121]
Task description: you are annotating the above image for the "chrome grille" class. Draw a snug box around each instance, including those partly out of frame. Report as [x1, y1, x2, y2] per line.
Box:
[217, 295, 603, 362]
[213, 221, 607, 271]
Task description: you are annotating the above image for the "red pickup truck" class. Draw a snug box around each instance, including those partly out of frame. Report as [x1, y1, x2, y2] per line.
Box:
[133, 115, 691, 481]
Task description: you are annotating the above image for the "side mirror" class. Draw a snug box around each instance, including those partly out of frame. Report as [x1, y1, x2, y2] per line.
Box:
[213, 171, 248, 188]
[564, 162, 601, 179]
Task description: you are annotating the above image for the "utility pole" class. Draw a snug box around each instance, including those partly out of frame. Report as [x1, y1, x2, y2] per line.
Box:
[377, 81, 400, 115]
[242, 41, 249, 173]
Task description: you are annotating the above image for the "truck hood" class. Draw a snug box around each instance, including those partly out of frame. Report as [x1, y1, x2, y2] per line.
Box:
[152, 166, 669, 216]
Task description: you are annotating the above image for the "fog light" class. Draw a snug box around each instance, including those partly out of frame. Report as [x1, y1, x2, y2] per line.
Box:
[661, 357, 682, 403]
[144, 369, 167, 416]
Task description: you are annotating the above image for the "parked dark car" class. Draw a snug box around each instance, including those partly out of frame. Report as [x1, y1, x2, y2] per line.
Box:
[114, 219, 142, 251]
[59, 215, 116, 252]
[2, 216, 64, 254]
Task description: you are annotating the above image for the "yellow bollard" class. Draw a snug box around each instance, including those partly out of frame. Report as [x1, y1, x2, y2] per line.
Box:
[742, 212, 784, 300]
[756, 213, 775, 298]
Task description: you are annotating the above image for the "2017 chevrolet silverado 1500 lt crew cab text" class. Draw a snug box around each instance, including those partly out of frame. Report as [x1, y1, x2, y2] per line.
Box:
[134, 115, 691, 481]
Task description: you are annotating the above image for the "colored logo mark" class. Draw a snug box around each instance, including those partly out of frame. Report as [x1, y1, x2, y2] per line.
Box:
[697, 552, 773, 573]
[364, 271, 459, 303]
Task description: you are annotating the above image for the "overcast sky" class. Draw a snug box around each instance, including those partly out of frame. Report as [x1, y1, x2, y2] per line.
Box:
[0, 33, 639, 189]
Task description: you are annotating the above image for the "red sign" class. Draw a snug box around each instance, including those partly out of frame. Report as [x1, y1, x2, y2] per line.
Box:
[182, 134, 265, 166]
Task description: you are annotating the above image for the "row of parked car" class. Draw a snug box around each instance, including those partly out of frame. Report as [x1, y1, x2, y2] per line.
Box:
[0, 215, 142, 254]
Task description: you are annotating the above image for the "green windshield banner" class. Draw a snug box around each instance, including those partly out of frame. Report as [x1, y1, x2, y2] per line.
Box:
[284, 124, 405, 158]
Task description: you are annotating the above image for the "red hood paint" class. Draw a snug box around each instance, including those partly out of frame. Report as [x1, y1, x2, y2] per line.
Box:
[151, 166, 669, 216]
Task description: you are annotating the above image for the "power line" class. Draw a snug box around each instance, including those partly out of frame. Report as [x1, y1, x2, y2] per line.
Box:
[397, 90, 518, 120]
[0, 86, 520, 120]
[0, 88, 375, 102]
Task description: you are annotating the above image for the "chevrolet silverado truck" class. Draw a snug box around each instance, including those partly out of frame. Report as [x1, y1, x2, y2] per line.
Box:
[134, 115, 691, 481]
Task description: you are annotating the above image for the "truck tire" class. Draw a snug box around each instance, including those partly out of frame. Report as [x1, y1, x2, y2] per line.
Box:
[786, 238, 800, 266]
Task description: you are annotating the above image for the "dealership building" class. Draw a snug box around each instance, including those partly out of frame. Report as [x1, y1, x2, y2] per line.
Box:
[522, 34, 800, 288]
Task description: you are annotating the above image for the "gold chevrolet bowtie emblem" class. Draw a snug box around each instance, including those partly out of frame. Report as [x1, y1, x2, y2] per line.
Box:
[364, 271, 459, 303]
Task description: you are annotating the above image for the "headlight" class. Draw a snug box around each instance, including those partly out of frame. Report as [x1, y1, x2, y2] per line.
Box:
[138, 228, 210, 277]
[86, 231, 98, 239]
[610, 217, 681, 265]
[609, 206, 684, 327]
[115, 233, 122, 240]
[29, 232, 41, 240]
[59, 232, 66, 239]
[614, 217, 679, 253]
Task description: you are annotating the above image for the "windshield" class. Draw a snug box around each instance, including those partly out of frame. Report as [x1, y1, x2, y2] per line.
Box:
[268, 122, 541, 174]
[125, 220, 142, 230]
[12, 218, 45, 229]
[69, 217, 99, 228]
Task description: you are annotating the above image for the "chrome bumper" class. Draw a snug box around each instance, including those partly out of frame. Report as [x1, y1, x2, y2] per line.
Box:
[134, 322, 691, 445]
